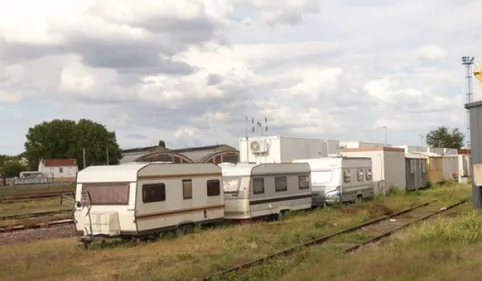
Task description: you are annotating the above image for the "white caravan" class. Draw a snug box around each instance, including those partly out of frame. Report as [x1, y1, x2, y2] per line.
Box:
[291, 157, 374, 205]
[74, 163, 224, 247]
[220, 162, 312, 220]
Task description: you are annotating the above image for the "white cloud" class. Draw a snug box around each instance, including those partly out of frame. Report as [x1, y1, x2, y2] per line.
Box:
[415, 45, 447, 62]
[0, 0, 478, 154]
[0, 90, 20, 103]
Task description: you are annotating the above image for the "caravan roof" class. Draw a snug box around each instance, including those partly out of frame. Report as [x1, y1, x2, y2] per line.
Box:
[77, 163, 149, 183]
[220, 163, 258, 177]
[291, 157, 344, 169]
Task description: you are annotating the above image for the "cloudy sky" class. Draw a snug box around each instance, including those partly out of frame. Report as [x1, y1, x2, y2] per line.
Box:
[0, 0, 481, 154]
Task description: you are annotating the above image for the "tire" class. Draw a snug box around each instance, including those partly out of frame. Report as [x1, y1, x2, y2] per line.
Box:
[175, 226, 184, 237]
[184, 224, 195, 234]
[356, 195, 363, 204]
[277, 210, 290, 221]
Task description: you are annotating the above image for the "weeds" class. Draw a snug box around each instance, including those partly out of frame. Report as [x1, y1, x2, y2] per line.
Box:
[412, 209, 482, 245]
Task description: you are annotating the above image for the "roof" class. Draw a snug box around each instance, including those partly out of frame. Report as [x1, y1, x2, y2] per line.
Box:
[77, 163, 149, 183]
[220, 163, 257, 177]
[405, 153, 426, 159]
[465, 100, 482, 110]
[120, 144, 238, 164]
[411, 151, 442, 157]
[340, 147, 404, 153]
[42, 159, 77, 167]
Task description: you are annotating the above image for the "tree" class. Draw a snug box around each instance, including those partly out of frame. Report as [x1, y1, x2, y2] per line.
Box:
[0, 155, 28, 183]
[158, 140, 166, 148]
[1, 159, 27, 178]
[425, 126, 465, 149]
[24, 119, 122, 170]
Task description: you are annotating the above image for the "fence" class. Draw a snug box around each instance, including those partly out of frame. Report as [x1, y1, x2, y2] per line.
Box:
[0, 175, 75, 187]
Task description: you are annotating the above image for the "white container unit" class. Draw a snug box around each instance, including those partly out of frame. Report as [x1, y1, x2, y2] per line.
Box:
[291, 157, 374, 205]
[238, 136, 340, 164]
[458, 154, 471, 183]
[442, 155, 459, 181]
[74, 163, 225, 247]
[340, 147, 406, 195]
[339, 141, 389, 149]
[220, 162, 312, 220]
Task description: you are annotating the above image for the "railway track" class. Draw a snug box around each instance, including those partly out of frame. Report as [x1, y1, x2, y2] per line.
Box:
[201, 199, 467, 281]
[0, 191, 75, 203]
[0, 209, 73, 221]
[0, 218, 74, 233]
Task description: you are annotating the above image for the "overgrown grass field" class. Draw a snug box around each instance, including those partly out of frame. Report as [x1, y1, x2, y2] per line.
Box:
[0, 183, 475, 281]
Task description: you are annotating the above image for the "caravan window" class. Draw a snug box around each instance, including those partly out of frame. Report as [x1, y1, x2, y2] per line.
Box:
[223, 178, 241, 193]
[299, 175, 310, 189]
[182, 180, 192, 200]
[343, 169, 351, 183]
[82, 183, 129, 205]
[357, 169, 364, 181]
[142, 183, 166, 203]
[252, 178, 265, 194]
[207, 180, 221, 196]
[275, 176, 288, 192]
[366, 168, 372, 180]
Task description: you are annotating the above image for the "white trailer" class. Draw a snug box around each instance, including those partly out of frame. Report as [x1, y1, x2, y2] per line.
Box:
[291, 157, 374, 205]
[220, 162, 312, 220]
[74, 163, 224, 247]
[238, 135, 340, 164]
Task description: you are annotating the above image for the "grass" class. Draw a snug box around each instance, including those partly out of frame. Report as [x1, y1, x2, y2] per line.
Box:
[226, 203, 481, 281]
[0, 197, 73, 217]
[0, 184, 75, 197]
[0, 183, 473, 281]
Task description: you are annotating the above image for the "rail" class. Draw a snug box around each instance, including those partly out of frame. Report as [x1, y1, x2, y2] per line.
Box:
[0, 209, 73, 221]
[201, 199, 466, 280]
[0, 218, 74, 233]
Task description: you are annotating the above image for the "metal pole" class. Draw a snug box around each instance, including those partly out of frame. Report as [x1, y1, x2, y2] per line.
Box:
[82, 148, 86, 169]
[106, 147, 110, 165]
[245, 116, 249, 163]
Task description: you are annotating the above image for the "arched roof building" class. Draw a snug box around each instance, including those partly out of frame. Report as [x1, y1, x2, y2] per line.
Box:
[120, 144, 239, 164]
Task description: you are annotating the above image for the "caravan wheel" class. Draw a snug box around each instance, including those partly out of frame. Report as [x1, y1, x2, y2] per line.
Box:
[184, 224, 195, 234]
[175, 226, 184, 237]
[277, 210, 290, 221]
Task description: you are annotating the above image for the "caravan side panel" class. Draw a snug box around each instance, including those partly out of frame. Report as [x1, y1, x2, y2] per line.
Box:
[135, 163, 224, 234]
[249, 163, 312, 218]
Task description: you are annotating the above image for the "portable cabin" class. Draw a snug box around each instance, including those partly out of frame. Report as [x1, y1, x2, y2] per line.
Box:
[442, 155, 459, 182]
[220, 162, 312, 220]
[411, 152, 443, 184]
[340, 147, 406, 195]
[405, 153, 428, 191]
[74, 163, 224, 246]
[458, 154, 471, 184]
[291, 157, 374, 205]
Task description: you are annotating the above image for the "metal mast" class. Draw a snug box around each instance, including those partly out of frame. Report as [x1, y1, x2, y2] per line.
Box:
[462, 56, 475, 149]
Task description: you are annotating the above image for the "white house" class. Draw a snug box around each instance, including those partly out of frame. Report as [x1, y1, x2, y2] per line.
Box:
[38, 158, 78, 182]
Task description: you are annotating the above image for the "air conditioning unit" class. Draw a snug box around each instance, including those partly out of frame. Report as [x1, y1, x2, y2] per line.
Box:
[249, 140, 268, 153]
